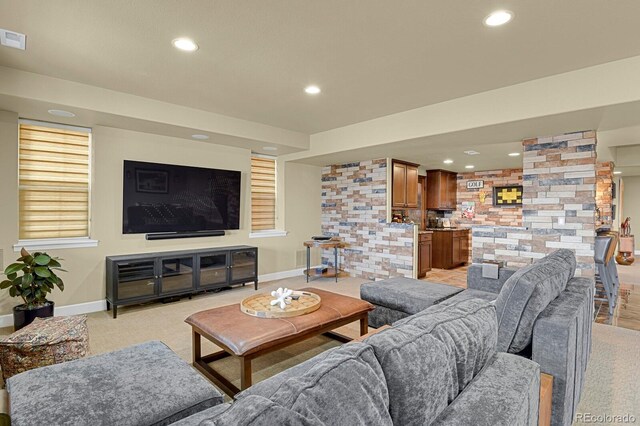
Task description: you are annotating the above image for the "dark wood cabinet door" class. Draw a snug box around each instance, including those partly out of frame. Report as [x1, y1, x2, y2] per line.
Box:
[426, 170, 458, 210]
[451, 236, 462, 265]
[405, 165, 419, 208]
[431, 231, 452, 269]
[426, 171, 441, 209]
[392, 162, 407, 208]
[418, 241, 432, 277]
[460, 233, 469, 264]
[446, 172, 458, 208]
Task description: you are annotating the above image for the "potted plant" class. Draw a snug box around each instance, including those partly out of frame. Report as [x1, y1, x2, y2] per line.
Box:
[0, 248, 65, 330]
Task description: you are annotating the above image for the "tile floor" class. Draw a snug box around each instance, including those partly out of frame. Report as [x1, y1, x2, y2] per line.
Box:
[423, 262, 640, 332]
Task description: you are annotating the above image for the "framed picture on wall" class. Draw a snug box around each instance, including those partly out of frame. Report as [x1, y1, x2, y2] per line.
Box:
[493, 185, 523, 206]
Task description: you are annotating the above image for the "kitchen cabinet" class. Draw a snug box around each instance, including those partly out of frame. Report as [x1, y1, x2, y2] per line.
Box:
[418, 176, 427, 229]
[418, 232, 432, 278]
[392, 160, 420, 209]
[431, 229, 469, 269]
[426, 170, 458, 210]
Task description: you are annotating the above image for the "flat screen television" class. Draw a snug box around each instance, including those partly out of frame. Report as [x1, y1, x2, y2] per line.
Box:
[122, 160, 241, 234]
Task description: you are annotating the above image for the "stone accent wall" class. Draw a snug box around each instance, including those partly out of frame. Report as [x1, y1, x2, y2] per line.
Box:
[470, 131, 597, 277]
[321, 159, 415, 280]
[450, 169, 523, 227]
[522, 131, 597, 277]
[596, 161, 614, 227]
[472, 226, 538, 268]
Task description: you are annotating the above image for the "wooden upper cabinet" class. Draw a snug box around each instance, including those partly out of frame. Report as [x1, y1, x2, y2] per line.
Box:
[405, 165, 419, 208]
[391, 160, 420, 209]
[392, 162, 407, 207]
[426, 169, 458, 210]
[446, 171, 458, 208]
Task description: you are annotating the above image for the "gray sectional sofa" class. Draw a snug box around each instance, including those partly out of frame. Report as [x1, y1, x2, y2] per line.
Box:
[176, 297, 540, 425]
[5, 298, 540, 425]
[361, 249, 593, 426]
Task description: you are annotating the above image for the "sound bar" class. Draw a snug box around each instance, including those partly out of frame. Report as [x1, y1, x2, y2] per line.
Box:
[145, 230, 225, 240]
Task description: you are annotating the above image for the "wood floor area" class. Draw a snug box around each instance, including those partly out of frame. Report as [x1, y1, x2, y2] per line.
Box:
[422, 263, 640, 332]
[422, 266, 468, 289]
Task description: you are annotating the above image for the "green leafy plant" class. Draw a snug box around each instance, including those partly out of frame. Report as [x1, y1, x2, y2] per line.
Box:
[0, 248, 65, 309]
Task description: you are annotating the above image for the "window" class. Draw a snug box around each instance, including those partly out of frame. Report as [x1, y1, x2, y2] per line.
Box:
[18, 121, 92, 241]
[251, 156, 276, 232]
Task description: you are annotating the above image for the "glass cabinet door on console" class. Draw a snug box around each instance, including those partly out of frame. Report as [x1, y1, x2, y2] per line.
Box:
[115, 260, 157, 300]
[230, 249, 257, 283]
[198, 253, 229, 289]
[159, 256, 195, 295]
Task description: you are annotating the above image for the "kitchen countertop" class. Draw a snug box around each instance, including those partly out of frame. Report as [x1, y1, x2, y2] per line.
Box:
[418, 230, 434, 234]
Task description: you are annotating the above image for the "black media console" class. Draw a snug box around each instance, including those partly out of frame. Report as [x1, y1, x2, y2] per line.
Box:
[105, 245, 258, 318]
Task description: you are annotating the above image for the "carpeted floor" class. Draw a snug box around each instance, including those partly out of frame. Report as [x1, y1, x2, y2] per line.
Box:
[1, 274, 638, 420]
[574, 323, 640, 423]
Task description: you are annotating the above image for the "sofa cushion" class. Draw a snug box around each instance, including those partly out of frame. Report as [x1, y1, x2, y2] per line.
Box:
[432, 353, 540, 426]
[495, 249, 575, 353]
[202, 395, 322, 426]
[439, 288, 497, 305]
[168, 403, 232, 426]
[241, 342, 392, 426]
[364, 323, 454, 425]
[394, 298, 497, 399]
[360, 277, 463, 315]
[538, 248, 576, 280]
[6, 341, 224, 426]
[367, 303, 413, 328]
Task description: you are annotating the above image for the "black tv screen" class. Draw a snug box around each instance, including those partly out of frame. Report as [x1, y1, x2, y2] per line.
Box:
[122, 160, 241, 234]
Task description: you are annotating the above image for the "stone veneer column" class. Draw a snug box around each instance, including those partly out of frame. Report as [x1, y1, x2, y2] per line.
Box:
[321, 159, 415, 280]
[522, 131, 597, 277]
[596, 161, 615, 227]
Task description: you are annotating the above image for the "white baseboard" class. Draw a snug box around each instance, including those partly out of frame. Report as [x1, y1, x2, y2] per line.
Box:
[0, 300, 107, 328]
[258, 265, 323, 283]
[0, 267, 321, 328]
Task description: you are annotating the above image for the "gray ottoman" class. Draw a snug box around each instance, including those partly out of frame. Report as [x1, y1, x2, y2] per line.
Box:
[6, 340, 224, 426]
[360, 277, 463, 328]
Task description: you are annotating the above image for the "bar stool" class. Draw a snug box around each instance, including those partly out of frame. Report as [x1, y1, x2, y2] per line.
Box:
[594, 236, 617, 315]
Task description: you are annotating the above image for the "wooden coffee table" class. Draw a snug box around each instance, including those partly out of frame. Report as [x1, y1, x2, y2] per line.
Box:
[185, 288, 373, 397]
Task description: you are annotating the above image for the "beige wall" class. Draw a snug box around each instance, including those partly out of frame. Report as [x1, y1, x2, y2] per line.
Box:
[0, 116, 321, 316]
[621, 176, 640, 251]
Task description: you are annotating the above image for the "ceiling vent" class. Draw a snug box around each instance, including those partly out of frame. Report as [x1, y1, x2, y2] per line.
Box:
[464, 150, 480, 155]
[0, 29, 26, 50]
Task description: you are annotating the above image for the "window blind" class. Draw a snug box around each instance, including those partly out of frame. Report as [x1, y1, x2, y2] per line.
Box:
[19, 123, 91, 239]
[251, 156, 276, 231]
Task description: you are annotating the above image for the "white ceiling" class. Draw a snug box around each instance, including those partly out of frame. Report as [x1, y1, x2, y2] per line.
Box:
[2, 0, 640, 134]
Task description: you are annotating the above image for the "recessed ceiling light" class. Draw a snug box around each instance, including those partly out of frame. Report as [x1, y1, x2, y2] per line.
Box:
[191, 134, 209, 140]
[304, 85, 321, 95]
[172, 38, 198, 52]
[484, 10, 513, 27]
[48, 109, 75, 117]
[508, 152, 521, 157]
[614, 171, 622, 175]
[464, 150, 480, 156]
[443, 159, 454, 164]
[465, 165, 475, 169]
[263, 146, 278, 151]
